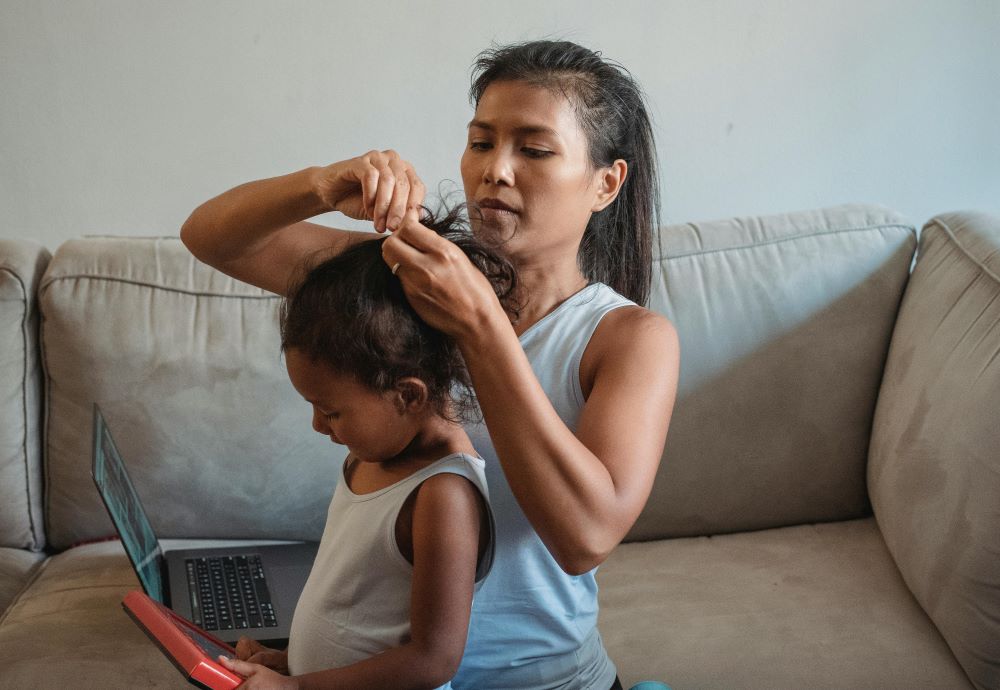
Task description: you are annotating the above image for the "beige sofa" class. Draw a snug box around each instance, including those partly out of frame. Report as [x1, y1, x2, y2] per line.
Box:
[0, 204, 997, 689]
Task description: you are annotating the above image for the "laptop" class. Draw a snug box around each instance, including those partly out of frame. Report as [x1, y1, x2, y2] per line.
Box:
[91, 404, 319, 647]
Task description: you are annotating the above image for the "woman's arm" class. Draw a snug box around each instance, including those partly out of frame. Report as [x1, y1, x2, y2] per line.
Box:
[220, 473, 484, 690]
[381, 212, 680, 575]
[180, 151, 426, 295]
[463, 306, 678, 574]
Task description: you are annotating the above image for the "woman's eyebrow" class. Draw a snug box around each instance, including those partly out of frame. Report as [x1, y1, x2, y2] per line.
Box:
[467, 119, 560, 138]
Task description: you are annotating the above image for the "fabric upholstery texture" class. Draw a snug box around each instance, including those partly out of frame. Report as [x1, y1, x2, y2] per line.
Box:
[0, 539, 298, 689]
[0, 547, 45, 617]
[631, 205, 916, 540]
[38, 237, 343, 550]
[868, 211, 1000, 690]
[599, 518, 973, 689]
[0, 240, 50, 550]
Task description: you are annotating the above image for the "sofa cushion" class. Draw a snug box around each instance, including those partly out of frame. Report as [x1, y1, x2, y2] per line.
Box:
[0, 547, 45, 616]
[631, 204, 916, 540]
[39, 237, 343, 551]
[599, 518, 972, 689]
[868, 211, 1000, 690]
[0, 240, 50, 550]
[0, 539, 297, 688]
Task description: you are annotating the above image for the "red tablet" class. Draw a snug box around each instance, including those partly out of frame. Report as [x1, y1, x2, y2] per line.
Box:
[122, 590, 244, 689]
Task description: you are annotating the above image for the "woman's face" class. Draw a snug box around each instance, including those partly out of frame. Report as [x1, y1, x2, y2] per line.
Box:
[461, 80, 610, 264]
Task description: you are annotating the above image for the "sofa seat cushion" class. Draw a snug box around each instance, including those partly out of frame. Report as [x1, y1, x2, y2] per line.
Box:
[598, 518, 972, 689]
[0, 547, 45, 616]
[0, 539, 301, 689]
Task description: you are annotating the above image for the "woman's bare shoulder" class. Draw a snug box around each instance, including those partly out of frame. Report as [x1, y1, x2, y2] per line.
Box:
[581, 305, 678, 397]
[595, 305, 678, 355]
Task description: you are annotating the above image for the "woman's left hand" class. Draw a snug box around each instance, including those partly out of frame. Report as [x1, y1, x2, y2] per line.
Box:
[380, 208, 508, 340]
[218, 655, 298, 689]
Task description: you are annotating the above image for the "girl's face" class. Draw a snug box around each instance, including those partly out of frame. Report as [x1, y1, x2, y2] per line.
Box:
[461, 80, 613, 265]
[284, 348, 419, 463]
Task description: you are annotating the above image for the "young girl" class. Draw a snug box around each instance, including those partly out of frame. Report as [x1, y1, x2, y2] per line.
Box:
[216, 207, 517, 689]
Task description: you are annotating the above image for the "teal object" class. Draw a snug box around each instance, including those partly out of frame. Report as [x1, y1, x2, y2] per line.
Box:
[629, 683, 672, 690]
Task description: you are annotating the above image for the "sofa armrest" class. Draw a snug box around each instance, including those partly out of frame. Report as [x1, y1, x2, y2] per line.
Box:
[869, 210, 1000, 689]
[0, 240, 50, 551]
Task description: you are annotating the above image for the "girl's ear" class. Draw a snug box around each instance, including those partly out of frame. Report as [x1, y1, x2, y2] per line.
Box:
[393, 377, 429, 414]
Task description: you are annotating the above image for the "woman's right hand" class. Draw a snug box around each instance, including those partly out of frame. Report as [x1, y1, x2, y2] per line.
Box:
[313, 150, 426, 233]
[234, 636, 289, 674]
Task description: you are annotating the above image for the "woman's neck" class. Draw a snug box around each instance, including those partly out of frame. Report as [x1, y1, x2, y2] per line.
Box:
[509, 252, 589, 336]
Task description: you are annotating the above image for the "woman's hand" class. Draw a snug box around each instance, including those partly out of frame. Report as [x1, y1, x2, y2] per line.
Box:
[218, 655, 298, 689]
[233, 636, 289, 673]
[379, 208, 509, 341]
[313, 150, 426, 233]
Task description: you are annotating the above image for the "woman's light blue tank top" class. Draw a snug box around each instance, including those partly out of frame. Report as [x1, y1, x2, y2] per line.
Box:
[453, 282, 635, 690]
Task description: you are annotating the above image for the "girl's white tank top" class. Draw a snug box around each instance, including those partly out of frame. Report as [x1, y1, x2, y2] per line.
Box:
[287, 452, 494, 689]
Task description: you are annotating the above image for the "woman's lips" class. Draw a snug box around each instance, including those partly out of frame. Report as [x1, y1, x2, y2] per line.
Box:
[477, 198, 518, 213]
[476, 200, 519, 223]
[480, 207, 517, 220]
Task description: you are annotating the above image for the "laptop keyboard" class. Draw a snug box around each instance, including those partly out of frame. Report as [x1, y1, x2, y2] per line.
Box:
[185, 555, 277, 631]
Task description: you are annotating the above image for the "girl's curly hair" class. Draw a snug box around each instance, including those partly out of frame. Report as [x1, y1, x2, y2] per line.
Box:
[279, 204, 519, 423]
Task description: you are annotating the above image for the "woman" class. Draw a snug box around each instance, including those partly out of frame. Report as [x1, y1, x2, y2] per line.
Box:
[182, 40, 679, 690]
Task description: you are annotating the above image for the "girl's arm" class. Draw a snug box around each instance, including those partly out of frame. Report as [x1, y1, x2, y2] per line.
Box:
[220, 473, 484, 690]
[180, 151, 425, 295]
[381, 212, 680, 575]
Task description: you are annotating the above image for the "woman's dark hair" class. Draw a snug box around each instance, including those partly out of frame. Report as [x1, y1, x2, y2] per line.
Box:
[470, 40, 659, 306]
[279, 204, 518, 423]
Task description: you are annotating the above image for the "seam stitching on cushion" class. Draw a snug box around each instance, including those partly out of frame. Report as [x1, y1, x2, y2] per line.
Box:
[0, 554, 50, 627]
[0, 268, 39, 551]
[655, 223, 915, 262]
[38, 274, 279, 300]
[40, 308, 53, 551]
[926, 218, 1000, 286]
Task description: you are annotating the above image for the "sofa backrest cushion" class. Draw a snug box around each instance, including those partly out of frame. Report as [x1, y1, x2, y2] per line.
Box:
[40, 237, 343, 551]
[868, 211, 1000, 689]
[629, 204, 916, 540]
[0, 240, 49, 551]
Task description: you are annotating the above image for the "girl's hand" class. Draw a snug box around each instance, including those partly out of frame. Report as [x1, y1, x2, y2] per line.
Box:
[313, 150, 426, 233]
[218, 655, 297, 690]
[233, 636, 289, 673]
[380, 208, 509, 340]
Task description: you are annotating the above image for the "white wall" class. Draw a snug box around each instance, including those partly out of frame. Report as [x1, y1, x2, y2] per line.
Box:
[2, 0, 998, 249]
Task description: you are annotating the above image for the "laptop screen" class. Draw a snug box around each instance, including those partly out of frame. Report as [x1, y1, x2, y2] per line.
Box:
[92, 405, 166, 604]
